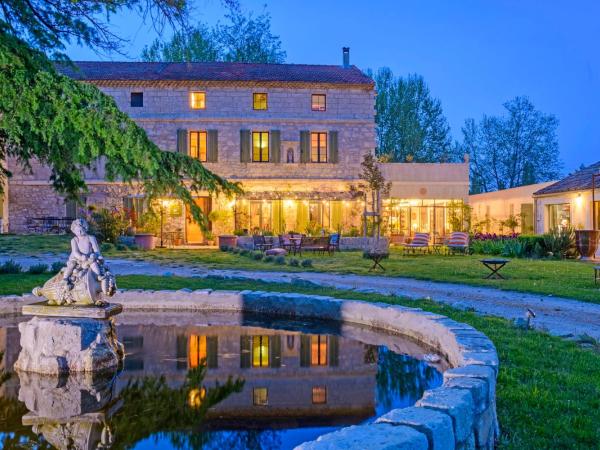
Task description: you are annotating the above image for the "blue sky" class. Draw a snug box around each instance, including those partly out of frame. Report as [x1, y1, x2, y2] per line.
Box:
[66, 0, 600, 174]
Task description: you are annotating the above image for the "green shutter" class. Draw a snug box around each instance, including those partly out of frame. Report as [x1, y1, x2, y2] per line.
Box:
[240, 335, 251, 368]
[207, 129, 218, 162]
[270, 130, 281, 163]
[296, 201, 309, 234]
[331, 200, 343, 232]
[176, 335, 187, 370]
[300, 130, 310, 163]
[272, 200, 283, 234]
[240, 129, 251, 162]
[270, 335, 281, 368]
[328, 335, 339, 367]
[300, 335, 311, 367]
[328, 131, 339, 163]
[206, 336, 218, 368]
[177, 129, 188, 154]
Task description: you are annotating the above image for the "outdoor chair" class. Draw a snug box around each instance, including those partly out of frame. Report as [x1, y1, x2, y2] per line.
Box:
[278, 234, 293, 252]
[328, 233, 341, 255]
[252, 235, 273, 253]
[402, 232, 430, 255]
[447, 232, 470, 255]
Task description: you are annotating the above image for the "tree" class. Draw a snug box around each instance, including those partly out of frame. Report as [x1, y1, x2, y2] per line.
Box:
[0, 1, 241, 230]
[460, 96, 561, 193]
[141, 6, 286, 63]
[372, 68, 454, 163]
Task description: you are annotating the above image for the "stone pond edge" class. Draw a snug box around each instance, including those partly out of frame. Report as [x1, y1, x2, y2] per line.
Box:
[1, 288, 499, 450]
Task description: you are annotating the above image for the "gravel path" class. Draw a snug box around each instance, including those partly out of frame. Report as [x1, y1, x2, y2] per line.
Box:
[2, 254, 600, 340]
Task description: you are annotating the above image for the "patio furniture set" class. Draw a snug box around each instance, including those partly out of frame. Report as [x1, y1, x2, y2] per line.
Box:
[253, 233, 341, 256]
[401, 231, 471, 256]
[26, 217, 74, 234]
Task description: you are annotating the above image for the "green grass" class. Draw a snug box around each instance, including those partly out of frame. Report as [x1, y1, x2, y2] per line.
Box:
[2, 234, 600, 304]
[1, 273, 598, 448]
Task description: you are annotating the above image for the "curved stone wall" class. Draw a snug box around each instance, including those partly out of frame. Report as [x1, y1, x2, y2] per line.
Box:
[4, 288, 499, 449]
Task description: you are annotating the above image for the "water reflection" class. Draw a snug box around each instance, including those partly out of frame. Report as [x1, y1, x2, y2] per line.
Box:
[0, 315, 443, 450]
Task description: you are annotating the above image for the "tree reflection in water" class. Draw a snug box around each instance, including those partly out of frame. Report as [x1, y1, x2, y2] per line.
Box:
[374, 346, 443, 415]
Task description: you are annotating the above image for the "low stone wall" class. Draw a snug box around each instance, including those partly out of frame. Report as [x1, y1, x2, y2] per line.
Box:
[235, 236, 389, 251]
[2, 289, 498, 449]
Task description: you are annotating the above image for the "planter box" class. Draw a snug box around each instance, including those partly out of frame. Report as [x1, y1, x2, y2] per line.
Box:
[575, 230, 600, 260]
[218, 235, 238, 248]
[134, 234, 156, 250]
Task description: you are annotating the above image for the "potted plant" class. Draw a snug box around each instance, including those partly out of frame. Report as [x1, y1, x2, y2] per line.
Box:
[575, 229, 600, 260]
[134, 211, 160, 250]
[208, 209, 238, 248]
[205, 231, 215, 246]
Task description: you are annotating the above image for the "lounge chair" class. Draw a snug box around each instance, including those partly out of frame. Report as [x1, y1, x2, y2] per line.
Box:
[402, 232, 430, 255]
[447, 231, 470, 255]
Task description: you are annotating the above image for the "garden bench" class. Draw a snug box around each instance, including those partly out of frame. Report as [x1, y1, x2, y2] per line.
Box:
[298, 236, 329, 255]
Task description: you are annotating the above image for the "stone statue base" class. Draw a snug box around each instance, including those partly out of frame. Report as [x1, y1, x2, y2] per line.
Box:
[19, 370, 120, 449]
[14, 303, 124, 375]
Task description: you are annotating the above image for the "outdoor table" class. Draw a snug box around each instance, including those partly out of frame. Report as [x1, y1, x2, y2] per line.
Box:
[430, 244, 446, 255]
[366, 251, 388, 272]
[480, 258, 510, 279]
[594, 266, 600, 285]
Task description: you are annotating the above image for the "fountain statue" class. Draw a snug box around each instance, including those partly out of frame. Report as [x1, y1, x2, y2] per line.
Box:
[33, 218, 117, 306]
[15, 219, 124, 375]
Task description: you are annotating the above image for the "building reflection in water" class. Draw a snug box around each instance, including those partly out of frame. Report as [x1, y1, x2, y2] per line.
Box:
[0, 318, 443, 449]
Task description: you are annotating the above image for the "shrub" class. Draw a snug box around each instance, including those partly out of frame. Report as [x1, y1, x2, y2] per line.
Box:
[263, 255, 274, 263]
[288, 258, 300, 266]
[232, 247, 241, 254]
[274, 255, 286, 265]
[543, 226, 577, 259]
[28, 263, 48, 274]
[50, 261, 64, 273]
[233, 229, 247, 236]
[240, 249, 249, 256]
[252, 251, 264, 261]
[219, 244, 231, 252]
[300, 259, 313, 268]
[0, 260, 22, 274]
[100, 242, 115, 252]
[89, 208, 129, 244]
[115, 243, 128, 251]
[502, 240, 527, 258]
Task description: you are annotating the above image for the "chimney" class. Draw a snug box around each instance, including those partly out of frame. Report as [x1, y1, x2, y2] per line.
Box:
[342, 47, 350, 68]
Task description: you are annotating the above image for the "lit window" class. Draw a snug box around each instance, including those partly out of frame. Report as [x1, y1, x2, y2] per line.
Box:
[130, 92, 143, 107]
[311, 94, 326, 111]
[252, 131, 269, 162]
[189, 131, 207, 162]
[252, 335, 270, 367]
[188, 387, 206, 408]
[310, 132, 327, 163]
[253, 93, 268, 110]
[190, 91, 206, 109]
[188, 335, 207, 368]
[253, 387, 268, 406]
[312, 386, 327, 404]
[310, 335, 328, 366]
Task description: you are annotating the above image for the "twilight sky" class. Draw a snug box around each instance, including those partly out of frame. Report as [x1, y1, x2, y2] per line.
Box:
[65, 0, 600, 174]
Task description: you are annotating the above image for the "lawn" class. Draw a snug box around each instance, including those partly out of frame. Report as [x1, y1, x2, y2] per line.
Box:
[1, 272, 599, 449]
[2, 234, 598, 304]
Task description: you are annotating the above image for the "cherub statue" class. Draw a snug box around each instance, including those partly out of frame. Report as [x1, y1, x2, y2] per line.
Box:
[63, 219, 104, 287]
[32, 219, 117, 306]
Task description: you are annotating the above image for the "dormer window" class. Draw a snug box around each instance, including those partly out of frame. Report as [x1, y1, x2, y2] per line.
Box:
[130, 92, 143, 107]
[190, 92, 206, 109]
[253, 93, 268, 110]
[311, 94, 326, 111]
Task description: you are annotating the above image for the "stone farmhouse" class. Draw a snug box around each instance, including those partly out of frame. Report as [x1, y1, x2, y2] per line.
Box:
[1, 50, 470, 243]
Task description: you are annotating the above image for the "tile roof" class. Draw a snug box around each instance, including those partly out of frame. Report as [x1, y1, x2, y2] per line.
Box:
[58, 61, 374, 86]
[534, 161, 600, 195]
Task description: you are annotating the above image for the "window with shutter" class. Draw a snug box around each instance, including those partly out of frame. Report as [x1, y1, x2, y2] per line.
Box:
[240, 129, 251, 162]
[310, 132, 327, 163]
[329, 131, 339, 163]
[252, 131, 269, 162]
[270, 130, 281, 163]
[189, 131, 207, 161]
[207, 130, 218, 162]
[299, 131, 310, 163]
[176, 129, 188, 154]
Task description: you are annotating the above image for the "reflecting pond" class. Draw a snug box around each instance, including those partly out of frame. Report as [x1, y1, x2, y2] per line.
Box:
[0, 312, 444, 449]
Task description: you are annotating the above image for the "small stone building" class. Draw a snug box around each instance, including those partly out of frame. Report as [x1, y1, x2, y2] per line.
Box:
[2, 51, 470, 242]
